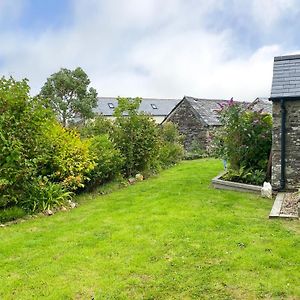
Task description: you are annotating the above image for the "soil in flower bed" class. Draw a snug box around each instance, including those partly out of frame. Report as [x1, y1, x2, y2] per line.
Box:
[280, 192, 299, 217]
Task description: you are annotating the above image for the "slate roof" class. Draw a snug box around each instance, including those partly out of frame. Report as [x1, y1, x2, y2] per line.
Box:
[271, 54, 300, 98]
[248, 97, 272, 114]
[94, 97, 181, 116]
[165, 96, 263, 126]
[184, 96, 224, 126]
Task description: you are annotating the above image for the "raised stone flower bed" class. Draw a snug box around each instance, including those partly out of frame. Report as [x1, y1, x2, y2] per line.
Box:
[212, 172, 262, 194]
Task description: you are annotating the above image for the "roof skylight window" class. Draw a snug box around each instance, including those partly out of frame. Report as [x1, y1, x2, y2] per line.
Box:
[108, 103, 115, 109]
[151, 104, 158, 109]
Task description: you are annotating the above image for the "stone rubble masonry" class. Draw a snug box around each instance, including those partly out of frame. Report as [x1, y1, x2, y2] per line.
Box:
[272, 100, 300, 190]
[166, 99, 218, 151]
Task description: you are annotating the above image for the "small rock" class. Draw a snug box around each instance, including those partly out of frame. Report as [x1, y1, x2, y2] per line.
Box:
[61, 206, 67, 211]
[128, 177, 136, 184]
[0, 224, 5, 227]
[44, 209, 53, 216]
[68, 200, 77, 209]
[135, 173, 144, 181]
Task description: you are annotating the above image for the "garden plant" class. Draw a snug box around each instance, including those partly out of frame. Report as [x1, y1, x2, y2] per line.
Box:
[0, 77, 183, 222]
[213, 98, 272, 185]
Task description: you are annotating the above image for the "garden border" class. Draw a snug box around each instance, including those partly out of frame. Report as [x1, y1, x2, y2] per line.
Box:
[211, 172, 262, 194]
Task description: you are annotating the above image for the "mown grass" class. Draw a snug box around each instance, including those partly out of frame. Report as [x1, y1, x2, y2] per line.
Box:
[0, 159, 299, 299]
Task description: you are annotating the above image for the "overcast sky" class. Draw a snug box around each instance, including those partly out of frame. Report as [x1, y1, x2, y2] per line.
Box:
[0, 0, 299, 101]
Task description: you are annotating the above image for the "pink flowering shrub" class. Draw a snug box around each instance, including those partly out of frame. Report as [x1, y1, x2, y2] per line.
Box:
[213, 98, 272, 184]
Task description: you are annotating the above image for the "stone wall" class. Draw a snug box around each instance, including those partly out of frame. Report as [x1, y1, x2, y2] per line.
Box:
[166, 99, 215, 151]
[272, 100, 300, 190]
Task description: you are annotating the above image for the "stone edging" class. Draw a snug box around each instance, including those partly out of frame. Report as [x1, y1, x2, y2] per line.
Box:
[211, 172, 262, 194]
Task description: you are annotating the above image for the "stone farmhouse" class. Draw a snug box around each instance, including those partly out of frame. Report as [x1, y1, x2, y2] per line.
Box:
[162, 96, 225, 151]
[270, 54, 300, 191]
[163, 96, 272, 151]
[94, 97, 180, 124]
[94, 95, 272, 153]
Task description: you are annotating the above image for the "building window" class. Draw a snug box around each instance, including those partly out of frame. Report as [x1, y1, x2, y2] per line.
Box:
[151, 104, 158, 109]
[108, 103, 114, 109]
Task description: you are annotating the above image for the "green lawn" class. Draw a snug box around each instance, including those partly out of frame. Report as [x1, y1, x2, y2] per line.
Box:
[0, 159, 299, 299]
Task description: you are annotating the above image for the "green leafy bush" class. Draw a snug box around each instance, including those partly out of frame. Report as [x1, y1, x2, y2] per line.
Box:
[87, 135, 123, 188]
[222, 167, 266, 186]
[113, 97, 160, 176]
[158, 122, 184, 167]
[21, 178, 73, 212]
[184, 140, 208, 160]
[0, 77, 95, 213]
[42, 123, 95, 191]
[80, 115, 115, 138]
[213, 98, 272, 185]
[0, 77, 52, 209]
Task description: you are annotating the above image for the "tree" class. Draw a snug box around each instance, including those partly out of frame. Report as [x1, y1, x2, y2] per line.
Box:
[39, 67, 98, 127]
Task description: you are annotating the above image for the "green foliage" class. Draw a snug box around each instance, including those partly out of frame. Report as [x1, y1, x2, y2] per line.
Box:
[158, 122, 184, 168]
[222, 167, 266, 185]
[39, 67, 98, 127]
[184, 140, 208, 160]
[42, 123, 95, 191]
[87, 135, 123, 188]
[213, 99, 272, 184]
[0, 206, 26, 223]
[80, 114, 115, 138]
[21, 178, 73, 212]
[0, 76, 185, 218]
[113, 97, 160, 176]
[0, 77, 53, 209]
[0, 77, 95, 213]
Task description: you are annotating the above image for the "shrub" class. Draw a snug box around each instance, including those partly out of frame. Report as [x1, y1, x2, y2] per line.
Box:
[213, 98, 272, 184]
[0, 77, 53, 209]
[42, 123, 95, 191]
[113, 97, 160, 176]
[87, 135, 123, 188]
[222, 167, 266, 186]
[21, 178, 73, 212]
[0, 77, 95, 213]
[80, 115, 115, 138]
[158, 122, 184, 167]
[184, 140, 208, 160]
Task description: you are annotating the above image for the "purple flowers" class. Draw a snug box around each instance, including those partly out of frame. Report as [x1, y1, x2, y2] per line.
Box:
[228, 97, 234, 106]
[217, 97, 236, 112]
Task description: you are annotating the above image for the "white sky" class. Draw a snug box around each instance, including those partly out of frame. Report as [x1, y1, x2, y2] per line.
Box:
[0, 0, 300, 101]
